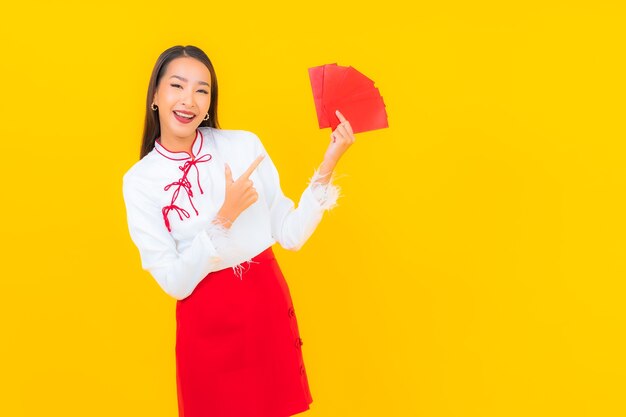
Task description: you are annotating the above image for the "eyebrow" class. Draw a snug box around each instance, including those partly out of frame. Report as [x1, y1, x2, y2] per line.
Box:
[169, 75, 210, 87]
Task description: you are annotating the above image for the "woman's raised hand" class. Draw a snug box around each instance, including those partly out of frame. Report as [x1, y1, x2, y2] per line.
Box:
[215, 154, 265, 228]
[323, 110, 355, 164]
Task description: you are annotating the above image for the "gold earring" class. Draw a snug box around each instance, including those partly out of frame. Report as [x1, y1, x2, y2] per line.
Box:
[151, 103, 158, 111]
[203, 113, 210, 121]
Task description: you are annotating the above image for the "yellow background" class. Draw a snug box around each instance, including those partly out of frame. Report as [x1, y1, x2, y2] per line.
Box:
[1, 1, 625, 416]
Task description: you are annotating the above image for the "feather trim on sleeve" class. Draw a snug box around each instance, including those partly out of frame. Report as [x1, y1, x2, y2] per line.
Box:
[205, 220, 258, 279]
[307, 168, 342, 211]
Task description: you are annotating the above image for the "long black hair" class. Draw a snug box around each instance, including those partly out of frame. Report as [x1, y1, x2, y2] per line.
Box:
[140, 45, 221, 159]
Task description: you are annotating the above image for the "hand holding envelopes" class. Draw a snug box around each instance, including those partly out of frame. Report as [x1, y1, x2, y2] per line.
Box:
[308, 63, 389, 133]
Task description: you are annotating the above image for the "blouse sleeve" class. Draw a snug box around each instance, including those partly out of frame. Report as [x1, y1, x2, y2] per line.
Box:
[252, 133, 341, 251]
[122, 173, 241, 300]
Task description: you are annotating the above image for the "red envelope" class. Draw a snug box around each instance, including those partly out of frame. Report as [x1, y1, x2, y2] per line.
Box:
[335, 66, 375, 98]
[308, 63, 388, 134]
[321, 65, 349, 103]
[325, 96, 388, 134]
[308, 63, 336, 128]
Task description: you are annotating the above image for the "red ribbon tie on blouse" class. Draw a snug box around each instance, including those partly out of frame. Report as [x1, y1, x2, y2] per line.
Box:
[162, 152, 213, 232]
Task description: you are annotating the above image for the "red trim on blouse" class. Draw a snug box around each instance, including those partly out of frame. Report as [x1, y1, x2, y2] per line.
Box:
[154, 129, 204, 161]
[157, 129, 214, 232]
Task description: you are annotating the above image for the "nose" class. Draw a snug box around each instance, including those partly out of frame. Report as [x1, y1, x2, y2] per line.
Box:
[180, 87, 195, 108]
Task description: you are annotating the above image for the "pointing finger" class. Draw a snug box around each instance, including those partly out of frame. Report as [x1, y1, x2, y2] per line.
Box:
[240, 154, 265, 180]
[335, 109, 347, 123]
[224, 163, 233, 183]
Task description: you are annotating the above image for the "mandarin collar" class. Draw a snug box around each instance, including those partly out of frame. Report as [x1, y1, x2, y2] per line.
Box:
[154, 129, 206, 161]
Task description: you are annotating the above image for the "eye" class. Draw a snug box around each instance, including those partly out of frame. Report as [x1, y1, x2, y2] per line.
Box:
[198, 89, 209, 94]
[170, 83, 182, 88]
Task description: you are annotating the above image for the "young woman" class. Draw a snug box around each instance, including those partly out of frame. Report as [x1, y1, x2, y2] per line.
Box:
[122, 45, 355, 417]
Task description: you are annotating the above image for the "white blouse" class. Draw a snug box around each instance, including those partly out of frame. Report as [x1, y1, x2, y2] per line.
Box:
[122, 127, 340, 300]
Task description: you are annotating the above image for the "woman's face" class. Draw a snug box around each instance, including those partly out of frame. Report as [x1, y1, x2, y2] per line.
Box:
[153, 56, 212, 140]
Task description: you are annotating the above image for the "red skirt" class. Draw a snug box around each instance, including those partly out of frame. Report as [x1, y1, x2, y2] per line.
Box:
[175, 246, 313, 417]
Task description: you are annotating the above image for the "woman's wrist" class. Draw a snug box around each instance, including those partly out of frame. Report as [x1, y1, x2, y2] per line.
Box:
[315, 159, 338, 186]
[213, 211, 234, 229]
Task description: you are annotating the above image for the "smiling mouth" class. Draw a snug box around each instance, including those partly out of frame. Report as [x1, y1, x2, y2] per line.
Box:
[173, 110, 195, 119]
[173, 111, 196, 123]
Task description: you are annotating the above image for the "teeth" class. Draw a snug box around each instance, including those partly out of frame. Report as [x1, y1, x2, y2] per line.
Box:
[174, 111, 194, 119]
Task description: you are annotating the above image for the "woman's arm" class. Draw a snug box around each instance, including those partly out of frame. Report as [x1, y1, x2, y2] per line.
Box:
[306, 109, 355, 209]
[252, 110, 354, 250]
[122, 174, 243, 300]
[311, 109, 355, 188]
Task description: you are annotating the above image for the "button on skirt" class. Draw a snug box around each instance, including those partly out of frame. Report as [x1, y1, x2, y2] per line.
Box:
[175, 246, 313, 417]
